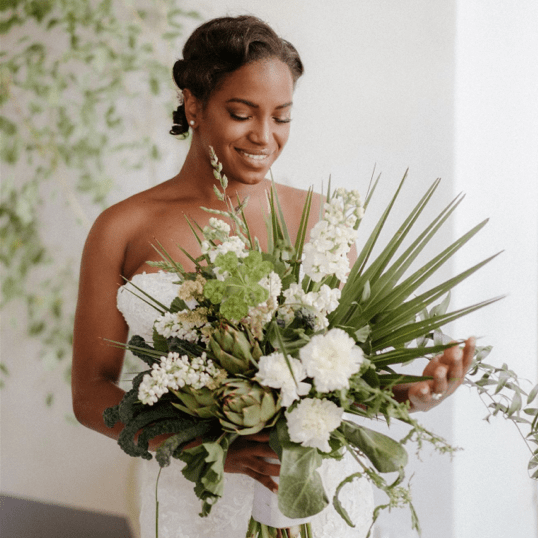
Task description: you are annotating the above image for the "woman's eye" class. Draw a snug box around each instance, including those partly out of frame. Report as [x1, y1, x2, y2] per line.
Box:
[274, 117, 292, 124]
[230, 113, 250, 121]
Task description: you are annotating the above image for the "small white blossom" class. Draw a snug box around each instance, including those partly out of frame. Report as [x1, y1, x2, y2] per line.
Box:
[286, 398, 343, 452]
[153, 308, 211, 344]
[299, 328, 363, 393]
[201, 236, 248, 280]
[202, 218, 231, 242]
[302, 189, 363, 283]
[279, 283, 341, 330]
[256, 352, 311, 407]
[138, 352, 221, 405]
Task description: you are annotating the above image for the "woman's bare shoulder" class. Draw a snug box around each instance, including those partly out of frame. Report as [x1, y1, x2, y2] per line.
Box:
[273, 182, 323, 220]
[88, 182, 173, 242]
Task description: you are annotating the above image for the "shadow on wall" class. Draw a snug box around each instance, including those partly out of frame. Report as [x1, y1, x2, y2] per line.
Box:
[0, 495, 134, 538]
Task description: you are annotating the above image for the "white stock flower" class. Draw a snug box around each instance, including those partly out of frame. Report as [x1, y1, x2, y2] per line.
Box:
[201, 235, 248, 263]
[138, 352, 221, 405]
[256, 352, 311, 407]
[154, 308, 210, 343]
[302, 189, 363, 283]
[279, 283, 341, 330]
[286, 398, 343, 452]
[299, 328, 363, 393]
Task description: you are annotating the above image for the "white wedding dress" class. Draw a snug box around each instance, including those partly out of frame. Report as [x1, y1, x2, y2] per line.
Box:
[117, 272, 375, 538]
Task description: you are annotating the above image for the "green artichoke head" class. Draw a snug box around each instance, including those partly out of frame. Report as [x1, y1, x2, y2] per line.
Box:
[218, 378, 280, 435]
[171, 385, 221, 420]
[209, 324, 262, 375]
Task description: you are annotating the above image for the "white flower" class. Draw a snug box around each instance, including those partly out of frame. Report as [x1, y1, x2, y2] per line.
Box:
[279, 283, 341, 330]
[256, 352, 311, 407]
[201, 235, 248, 280]
[299, 328, 363, 393]
[286, 398, 343, 452]
[153, 308, 210, 344]
[138, 351, 221, 405]
[302, 189, 363, 283]
[259, 271, 282, 300]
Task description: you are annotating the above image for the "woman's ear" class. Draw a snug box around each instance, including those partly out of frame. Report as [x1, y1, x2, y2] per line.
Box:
[183, 88, 201, 128]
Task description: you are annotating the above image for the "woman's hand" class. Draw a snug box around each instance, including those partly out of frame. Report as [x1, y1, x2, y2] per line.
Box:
[224, 431, 280, 492]
[392, 337, 476, 412]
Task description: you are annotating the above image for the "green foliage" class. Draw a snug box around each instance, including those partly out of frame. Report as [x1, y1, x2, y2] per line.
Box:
[0, 1, 199, 395]
[466, 345, 538, 478]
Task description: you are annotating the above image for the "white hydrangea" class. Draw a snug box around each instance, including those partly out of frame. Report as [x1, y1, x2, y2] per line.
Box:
[256, 352, 311, 407]
[279, 283, 341, 330]
[286, 398, 343, 452]
[138, 352, 221, 405]
[302, 189, 364, 283]
[299, 328, 363, 393]
[154, 308, 210, 344]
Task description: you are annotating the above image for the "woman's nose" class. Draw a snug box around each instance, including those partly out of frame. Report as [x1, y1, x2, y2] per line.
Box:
[249, 118, 271, 145]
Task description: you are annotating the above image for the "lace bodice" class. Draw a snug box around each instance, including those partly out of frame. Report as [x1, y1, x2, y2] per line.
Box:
[117, 272, 374, 538]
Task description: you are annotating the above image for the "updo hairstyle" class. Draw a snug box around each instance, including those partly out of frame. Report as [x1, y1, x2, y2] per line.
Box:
[170, 15, 304, 137]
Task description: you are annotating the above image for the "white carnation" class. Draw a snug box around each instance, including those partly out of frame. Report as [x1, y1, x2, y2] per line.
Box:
[286, 398, 343, 452]
[299, 328, 363, 393]
[256, 352, 311, 407]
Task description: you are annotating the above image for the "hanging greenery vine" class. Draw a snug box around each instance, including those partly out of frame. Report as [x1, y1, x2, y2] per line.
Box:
[0, 0, 200, 399]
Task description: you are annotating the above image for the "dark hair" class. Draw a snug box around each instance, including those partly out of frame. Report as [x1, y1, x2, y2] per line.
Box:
[170, 15, 304, 137]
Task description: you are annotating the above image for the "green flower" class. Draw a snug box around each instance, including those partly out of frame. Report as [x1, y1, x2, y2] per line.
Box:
[218, 378, 280, 435]
[171, 386, 221, 419]
[209, 324, 262, 375]
[204, 279, 226, 304]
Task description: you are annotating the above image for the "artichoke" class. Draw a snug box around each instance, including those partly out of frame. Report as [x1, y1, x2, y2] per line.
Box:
[209, 324, 262, 375]
[171, 386, 220, 420]
[218, 378, 280, 435]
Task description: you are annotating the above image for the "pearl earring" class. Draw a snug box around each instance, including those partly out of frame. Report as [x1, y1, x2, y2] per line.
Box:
[189, 120, 195, 126]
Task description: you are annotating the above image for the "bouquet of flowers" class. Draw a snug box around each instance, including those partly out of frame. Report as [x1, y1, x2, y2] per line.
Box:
[104, 148, 538, 538]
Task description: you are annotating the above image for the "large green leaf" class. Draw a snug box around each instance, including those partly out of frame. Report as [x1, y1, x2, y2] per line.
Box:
[273, 420, 329, 518]
[339, 420, 408, 473]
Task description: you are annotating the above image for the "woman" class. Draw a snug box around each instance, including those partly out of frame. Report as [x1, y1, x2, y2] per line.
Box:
[72, 15, 475, 538]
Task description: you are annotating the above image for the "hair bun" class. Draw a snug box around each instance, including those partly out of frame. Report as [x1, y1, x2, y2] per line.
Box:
[172, 59, 187, 89]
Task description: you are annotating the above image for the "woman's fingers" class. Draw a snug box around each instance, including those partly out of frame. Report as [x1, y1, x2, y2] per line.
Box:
[243, 467, 278, 493]
[399, 337, 476, 412]
[224, 435, 280, 491]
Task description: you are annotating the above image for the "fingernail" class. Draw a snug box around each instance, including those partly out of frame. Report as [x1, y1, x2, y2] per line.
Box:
[421, 386, 429, 395]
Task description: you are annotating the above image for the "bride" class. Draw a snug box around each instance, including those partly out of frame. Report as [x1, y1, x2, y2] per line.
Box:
[72, 15, 475, 538]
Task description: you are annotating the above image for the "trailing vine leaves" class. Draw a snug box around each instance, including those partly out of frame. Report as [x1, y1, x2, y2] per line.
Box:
[0, 1, 200, 397]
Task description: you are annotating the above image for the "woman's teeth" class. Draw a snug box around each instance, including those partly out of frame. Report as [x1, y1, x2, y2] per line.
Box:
[239, 150, 268, 161]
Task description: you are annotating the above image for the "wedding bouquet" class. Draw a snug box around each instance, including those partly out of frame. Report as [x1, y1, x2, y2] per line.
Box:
[104, 148, 538, 538]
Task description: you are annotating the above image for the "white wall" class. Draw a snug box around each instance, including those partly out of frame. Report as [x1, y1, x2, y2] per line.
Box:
[452, 2, 538, 537]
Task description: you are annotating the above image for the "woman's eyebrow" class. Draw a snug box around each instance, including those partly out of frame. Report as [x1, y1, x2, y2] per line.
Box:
[225, 98, 293, 109]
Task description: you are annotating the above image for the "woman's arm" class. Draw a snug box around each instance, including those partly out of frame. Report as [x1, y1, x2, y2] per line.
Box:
[72, 207, 132, 441]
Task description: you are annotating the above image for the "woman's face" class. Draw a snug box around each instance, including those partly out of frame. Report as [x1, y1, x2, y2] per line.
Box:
[194, 58, 295, 187]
